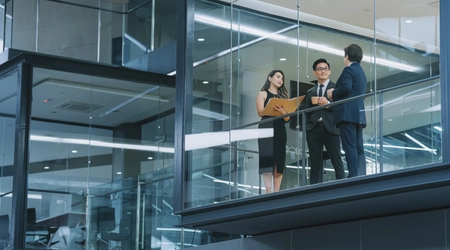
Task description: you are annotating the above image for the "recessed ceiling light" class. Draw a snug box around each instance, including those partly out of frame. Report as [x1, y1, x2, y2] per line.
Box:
[44, 166, 50, 170]
[405, 20, 413, 23]
[116, 171, 122, 175]
[388, 119, 393, 122]
[198, 38, 205, 42]
[71, 150, 78, 153]
[280, 58, 286, 61]
[148, 156, 153, 160]
[202, 81, 209, 84]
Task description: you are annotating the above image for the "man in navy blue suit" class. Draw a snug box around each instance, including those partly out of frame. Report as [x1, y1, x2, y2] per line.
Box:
[327, 44, 367, 178]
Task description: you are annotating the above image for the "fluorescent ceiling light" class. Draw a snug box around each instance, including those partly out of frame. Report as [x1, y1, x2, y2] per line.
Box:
[152, 205, 162, 213]
[157, 228, 197, 233]
[30, 134, 174, 153]
[100, 85, 163, 117]
[163, 199, 173, 210]
[1, 193, 42, 200]
[188, 14, 421, 72]
[434, 126, 442, 132]
[364, 143, 437, 152]
[203, 173, 259, 191]
[404, 133, 437, 155]
[286, 165, 311, 170]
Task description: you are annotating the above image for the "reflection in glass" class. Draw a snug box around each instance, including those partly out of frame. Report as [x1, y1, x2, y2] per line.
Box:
[185, 0, 442, 209]
[27, 67, 175, 249]
[0, 70, 17, 216]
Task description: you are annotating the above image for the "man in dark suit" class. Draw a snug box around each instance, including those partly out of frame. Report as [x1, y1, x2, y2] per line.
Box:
[327, 44, 367, 178]
[304, 58, 345, 184]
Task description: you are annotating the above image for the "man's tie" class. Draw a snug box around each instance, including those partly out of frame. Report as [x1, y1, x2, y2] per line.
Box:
[318, 84, 324, 97]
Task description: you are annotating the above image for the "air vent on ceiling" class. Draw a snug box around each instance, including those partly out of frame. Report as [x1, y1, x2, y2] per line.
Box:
[54, 100, 104, 113]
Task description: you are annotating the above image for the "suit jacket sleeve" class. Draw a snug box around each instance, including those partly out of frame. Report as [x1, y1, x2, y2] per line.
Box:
[332, 66, 353, 100]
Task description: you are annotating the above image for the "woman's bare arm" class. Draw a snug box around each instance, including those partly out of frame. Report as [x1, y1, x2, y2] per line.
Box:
[256, 91, 267, 117]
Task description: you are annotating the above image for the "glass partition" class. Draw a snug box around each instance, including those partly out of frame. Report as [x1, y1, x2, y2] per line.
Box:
[377, 78, 441, 171]
[0, 69, 17, 237]
[10, 0, 178, 71]
[121, 0, 178, 68]
[87, 176, 139, 250]
[183, 0, 441, 209]
[25, 66, 175, 248]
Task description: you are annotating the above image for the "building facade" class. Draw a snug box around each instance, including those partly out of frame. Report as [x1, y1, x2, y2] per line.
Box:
[0, 0, 448, 249]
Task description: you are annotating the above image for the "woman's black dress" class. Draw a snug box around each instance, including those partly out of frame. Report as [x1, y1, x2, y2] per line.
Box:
[258, 90, 287, 174]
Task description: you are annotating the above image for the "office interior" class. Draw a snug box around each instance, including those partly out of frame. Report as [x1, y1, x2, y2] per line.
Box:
[0, 0, 448, 249]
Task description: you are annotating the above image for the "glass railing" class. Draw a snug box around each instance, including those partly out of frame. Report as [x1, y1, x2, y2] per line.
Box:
[184, 76, 441, 207]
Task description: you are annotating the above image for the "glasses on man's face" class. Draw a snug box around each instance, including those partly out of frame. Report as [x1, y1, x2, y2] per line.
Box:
[315, 67, 329, 72]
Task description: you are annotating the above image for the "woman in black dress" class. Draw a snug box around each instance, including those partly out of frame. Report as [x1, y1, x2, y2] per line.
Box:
[256, 70, 289, 193]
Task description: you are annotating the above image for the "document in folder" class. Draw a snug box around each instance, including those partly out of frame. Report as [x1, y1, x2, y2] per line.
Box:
[261, 96, 305, 116]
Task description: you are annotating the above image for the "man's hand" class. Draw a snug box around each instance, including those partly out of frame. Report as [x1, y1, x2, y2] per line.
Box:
[317, 97, 329, 106]
[327, 88, 334, 101]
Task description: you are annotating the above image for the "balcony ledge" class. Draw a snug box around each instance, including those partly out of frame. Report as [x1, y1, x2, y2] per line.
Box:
[178, 163, 450, 235]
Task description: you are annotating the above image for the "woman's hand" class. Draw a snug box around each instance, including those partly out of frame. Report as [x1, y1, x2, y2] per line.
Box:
[273, 104, 286, 114]
[273, 104, 290, 121]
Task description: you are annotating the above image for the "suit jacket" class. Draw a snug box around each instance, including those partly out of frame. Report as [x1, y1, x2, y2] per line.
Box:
[304, 81, 339, 135]
[331, 62, 367, 127]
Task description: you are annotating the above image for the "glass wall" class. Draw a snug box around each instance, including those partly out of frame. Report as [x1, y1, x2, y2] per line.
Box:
[0, 69, 17, 248]
[9, 0, 177, 71]
[19, 65, 176, 248]
[182, 0, 441, 209]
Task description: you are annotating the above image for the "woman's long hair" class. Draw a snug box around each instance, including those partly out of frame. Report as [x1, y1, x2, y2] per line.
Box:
[260, 70, 288, 99]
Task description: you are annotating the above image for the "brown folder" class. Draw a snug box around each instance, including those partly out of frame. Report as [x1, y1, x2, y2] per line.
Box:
[261, 95, 305, 116]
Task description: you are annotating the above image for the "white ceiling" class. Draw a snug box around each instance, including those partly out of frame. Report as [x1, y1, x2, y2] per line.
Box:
[231, 0, 439, 51]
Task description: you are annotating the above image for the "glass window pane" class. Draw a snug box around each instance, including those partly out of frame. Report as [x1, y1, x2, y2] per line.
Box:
[28, 66, 175, 248]
[0, 69, 17, 215]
